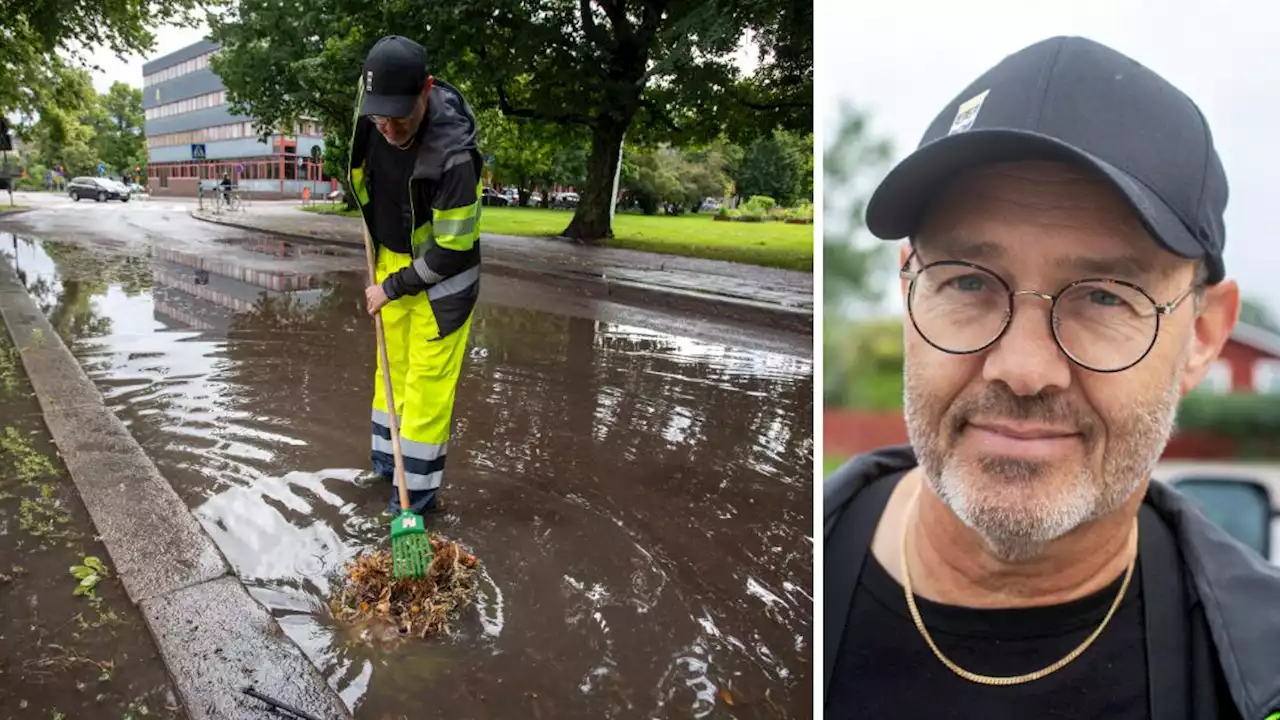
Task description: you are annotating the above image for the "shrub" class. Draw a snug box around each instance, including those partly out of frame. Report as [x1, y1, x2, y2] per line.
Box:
[739, 210, 766, 223]
[1177, 392, 1280, 438]
[743, 195, 777, 214]
[716, 206, 730, 218]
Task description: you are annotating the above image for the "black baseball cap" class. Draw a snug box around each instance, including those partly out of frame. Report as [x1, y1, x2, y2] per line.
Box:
[358, 36, 429, 118]
[866, 36, 1229, 284]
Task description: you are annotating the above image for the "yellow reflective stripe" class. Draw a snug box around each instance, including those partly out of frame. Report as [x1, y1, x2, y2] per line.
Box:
[434, 204, 477, 236]
[411, 221, 433, 257]
[350, 166, 369, 205]
[433, 200, 480, 251]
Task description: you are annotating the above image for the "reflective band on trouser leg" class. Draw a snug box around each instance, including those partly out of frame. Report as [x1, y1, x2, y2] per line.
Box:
[369, 245, 420, 481]
[394, 297, 473, 491]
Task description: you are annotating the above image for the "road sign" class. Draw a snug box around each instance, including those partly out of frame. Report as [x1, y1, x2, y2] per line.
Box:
[191, 144, 206, 160]
[97, 163, 105, 176]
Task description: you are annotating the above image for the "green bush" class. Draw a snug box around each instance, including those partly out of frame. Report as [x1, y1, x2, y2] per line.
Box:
[1177, 392, 1280, 438]
[767, 207, 789, 221]
[13, 162, 49, 191]
[726, 208, 742, 219]
[739, 210, 766, 222]
[716, 206, 731, 218]
[743, 195, 777, 213]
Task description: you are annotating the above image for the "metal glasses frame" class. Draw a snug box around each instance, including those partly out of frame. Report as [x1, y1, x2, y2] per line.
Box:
[899, 252, 1199, 373]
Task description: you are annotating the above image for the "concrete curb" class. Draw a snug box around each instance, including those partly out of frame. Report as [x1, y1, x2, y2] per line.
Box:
[189, 210, 813, 334]
[0, 262, 352, 720]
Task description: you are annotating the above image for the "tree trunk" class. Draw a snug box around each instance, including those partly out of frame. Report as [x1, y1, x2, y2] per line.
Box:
[562, 118, 626, 243]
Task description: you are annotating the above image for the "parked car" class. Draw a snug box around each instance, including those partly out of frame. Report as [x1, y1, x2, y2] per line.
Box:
[68, 176, 129, 202]
[550, 191, 579, 209]
[1153, 460, 1280, 564]
[481, 187, 510, 206]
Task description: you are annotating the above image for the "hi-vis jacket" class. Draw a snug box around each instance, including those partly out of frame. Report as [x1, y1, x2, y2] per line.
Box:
[346, 78, 483, 339]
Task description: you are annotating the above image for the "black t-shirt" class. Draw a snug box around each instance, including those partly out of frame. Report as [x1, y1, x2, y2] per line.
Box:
[366, 127, 419, 254]
[828, 550, 1149, 719]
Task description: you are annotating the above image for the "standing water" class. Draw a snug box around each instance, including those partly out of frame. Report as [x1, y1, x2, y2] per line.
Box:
[3, 234, 813, 718]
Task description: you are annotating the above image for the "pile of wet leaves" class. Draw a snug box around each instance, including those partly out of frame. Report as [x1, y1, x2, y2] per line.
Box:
[330, 536, 481, 639]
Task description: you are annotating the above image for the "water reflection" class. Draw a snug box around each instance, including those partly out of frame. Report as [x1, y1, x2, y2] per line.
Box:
[2, 234, 813, 718]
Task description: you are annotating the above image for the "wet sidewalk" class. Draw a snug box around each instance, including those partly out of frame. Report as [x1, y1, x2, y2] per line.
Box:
[190, 203, 814, 329]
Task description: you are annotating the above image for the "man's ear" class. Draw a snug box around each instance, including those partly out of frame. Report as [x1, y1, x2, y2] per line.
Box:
[1179, 279, 1240, 395]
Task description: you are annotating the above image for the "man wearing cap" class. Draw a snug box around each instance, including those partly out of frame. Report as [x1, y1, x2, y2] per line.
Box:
[824, 36, 1280, 719]
[347, 35, 483, 514]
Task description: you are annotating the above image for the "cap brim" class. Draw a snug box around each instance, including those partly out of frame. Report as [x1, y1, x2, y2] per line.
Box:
[359, 93, 418, 118]
[865, 129, 1223, 283]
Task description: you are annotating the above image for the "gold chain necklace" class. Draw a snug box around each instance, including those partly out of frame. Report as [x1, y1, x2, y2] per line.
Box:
[899, 490, 1137, 686]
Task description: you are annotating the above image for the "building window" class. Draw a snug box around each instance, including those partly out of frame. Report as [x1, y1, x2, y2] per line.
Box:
[144, 90, 227, 121]
[146, 121, 282, 148]
[1197, 360, 1233, 394]
[144, 50, 216, 87]
[1253, 360, 1280, 393]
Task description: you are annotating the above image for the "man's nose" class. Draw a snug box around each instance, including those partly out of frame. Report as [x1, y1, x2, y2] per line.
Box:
[981, 293, 1073, 396]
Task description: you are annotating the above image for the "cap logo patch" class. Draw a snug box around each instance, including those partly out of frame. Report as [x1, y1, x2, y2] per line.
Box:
[365, 70, 374, 92]
[949, 89, 990, 135]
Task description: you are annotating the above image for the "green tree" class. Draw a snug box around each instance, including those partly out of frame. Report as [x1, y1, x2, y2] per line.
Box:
[476, 108, 555, 205]
[429, 0, 810, 242]
[210, 1, 385, 208]
[1, 0, 205, 117]
[822, 103, 896, 409]
[823, 103, 894, 311]
[210, 0, 809, 240]
[731, 129, 810, 206]
[24, 67, 102, 178]
[90, 83, 147, 179]
[622, 143, 732, 215]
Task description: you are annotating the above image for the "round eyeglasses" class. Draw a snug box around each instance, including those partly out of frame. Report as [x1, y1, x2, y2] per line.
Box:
[900, 254, 1199, 373]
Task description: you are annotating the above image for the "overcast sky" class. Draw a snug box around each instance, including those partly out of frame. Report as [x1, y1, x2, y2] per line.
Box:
[821, 0, 1280, 319]
[83, 23, 210, 93]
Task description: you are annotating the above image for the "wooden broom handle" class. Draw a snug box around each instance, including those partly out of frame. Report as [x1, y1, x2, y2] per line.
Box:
[361, 220, 411, 513]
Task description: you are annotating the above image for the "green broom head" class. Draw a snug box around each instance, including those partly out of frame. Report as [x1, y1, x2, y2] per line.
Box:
[390, 509, 432, 579]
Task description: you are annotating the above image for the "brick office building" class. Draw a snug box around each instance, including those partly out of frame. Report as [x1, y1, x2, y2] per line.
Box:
[142, 40, 335, 199]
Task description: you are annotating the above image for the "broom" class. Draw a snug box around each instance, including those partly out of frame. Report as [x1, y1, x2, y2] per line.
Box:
[361, 217, 432, 579]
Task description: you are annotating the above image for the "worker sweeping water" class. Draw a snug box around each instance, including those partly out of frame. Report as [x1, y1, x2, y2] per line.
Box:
[346, 35, 483, 575]
[348, 35, 482, 514]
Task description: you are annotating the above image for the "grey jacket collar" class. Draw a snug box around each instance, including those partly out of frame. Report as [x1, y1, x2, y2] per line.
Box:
[824, 445, 1280, 719]
[410, 79, 479, 182]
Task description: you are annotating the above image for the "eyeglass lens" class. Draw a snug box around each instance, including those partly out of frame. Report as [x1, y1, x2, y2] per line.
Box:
[908, 263, 1159, 371]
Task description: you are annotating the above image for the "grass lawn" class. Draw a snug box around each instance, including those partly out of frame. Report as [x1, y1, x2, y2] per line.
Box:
[301, 203, 814, 271]
[0, 205, 31, 216]
[823, 454, 848, 478]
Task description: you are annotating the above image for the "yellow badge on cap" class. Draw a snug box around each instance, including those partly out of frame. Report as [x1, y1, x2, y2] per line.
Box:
[949, 89, 990, 135]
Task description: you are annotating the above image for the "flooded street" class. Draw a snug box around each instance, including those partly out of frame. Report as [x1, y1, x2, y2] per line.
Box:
[1, 204, 812, 718]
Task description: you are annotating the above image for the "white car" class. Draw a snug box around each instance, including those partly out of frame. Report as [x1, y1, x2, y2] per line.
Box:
[1153, 460, 1280, 564]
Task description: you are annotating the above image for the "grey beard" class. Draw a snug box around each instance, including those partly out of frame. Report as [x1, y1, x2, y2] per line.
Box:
[904, 349, 1186, 562]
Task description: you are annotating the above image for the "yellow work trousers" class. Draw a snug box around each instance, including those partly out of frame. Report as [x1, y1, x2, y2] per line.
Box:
[370, 245, 473, 491]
